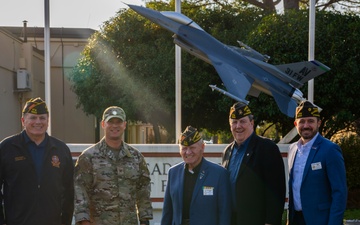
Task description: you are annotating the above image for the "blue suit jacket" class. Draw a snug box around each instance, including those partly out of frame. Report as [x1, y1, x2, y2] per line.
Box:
[161, 158, 232, 225]
[288, 134, 347, 225]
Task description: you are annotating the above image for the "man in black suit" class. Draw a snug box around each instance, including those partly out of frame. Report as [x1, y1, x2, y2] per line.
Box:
[222, 102, 286, 225]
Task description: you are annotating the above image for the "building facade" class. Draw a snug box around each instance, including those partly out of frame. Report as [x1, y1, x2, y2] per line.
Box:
[0, 23, 156, 144]
[0, 24, 97, 143]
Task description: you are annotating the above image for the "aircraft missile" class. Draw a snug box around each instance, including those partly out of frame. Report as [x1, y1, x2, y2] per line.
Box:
[209, 85, 249, 104]
[128, 4, 330, 117]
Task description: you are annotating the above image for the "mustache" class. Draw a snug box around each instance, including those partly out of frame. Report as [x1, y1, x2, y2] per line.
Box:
[301, 128, 313, 131]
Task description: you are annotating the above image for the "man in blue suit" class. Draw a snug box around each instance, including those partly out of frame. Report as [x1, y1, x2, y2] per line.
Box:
[287, 101, 347, 225]
[161, 126, 232, 225]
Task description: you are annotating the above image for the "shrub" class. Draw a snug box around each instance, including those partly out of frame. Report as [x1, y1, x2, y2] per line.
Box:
[336, 135, 360, 209]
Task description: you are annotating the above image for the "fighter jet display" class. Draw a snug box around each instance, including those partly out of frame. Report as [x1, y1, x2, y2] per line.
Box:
[128, 4, 330, 117]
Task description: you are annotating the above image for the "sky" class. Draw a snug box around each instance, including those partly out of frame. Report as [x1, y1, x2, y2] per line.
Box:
[0, 0, 144, 30]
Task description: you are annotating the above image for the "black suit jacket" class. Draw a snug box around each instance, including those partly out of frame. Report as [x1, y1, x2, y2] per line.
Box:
[222, 134, 286, 225]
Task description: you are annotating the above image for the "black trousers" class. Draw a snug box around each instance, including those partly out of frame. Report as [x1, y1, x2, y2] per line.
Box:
[293, 211, 306, 225]
[181, 219, 190, 225]
[231, 212, 237, 225]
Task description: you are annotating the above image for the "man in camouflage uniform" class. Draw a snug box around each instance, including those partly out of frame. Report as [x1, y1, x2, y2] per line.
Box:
[74, 106, 153, 225]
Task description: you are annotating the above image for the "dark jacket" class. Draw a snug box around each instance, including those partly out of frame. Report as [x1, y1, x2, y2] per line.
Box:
[0, 131, 74, 225]
[222, 134, 286, 225]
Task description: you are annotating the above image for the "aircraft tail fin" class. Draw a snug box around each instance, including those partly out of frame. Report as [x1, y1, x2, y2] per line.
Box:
[275, 60, 330, 88]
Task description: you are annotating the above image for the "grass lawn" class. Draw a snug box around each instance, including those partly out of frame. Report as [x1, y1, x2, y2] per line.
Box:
[281, 209, 360, 224]
[344, 209, 360, 220]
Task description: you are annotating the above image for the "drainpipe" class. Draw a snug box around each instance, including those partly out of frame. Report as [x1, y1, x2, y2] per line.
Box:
[23, 20, 27, 42]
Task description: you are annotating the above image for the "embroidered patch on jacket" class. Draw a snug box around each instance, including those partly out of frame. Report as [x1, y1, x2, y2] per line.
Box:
[51, 155, 61, 168]
[15, 156, 26, 161]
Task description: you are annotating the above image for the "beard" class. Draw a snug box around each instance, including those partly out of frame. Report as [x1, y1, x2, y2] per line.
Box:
[299, 127, 318, 140]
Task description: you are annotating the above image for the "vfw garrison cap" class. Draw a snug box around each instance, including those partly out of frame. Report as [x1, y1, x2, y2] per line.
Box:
[295, 101, 320, 119]
[229, 102, 252, 119]
[22, 97, 49, 114]
[179, 126, 202, 146]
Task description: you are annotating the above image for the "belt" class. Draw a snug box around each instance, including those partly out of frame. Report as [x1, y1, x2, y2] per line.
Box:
[295, 210, 303, 216]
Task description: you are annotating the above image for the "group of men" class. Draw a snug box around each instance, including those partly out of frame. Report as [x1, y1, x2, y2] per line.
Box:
[0, 97, 347, 225]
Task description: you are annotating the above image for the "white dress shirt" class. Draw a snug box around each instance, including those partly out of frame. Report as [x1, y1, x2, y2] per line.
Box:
[292, 132, 319, 211]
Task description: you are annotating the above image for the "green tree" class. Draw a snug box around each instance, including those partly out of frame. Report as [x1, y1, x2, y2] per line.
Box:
[245, 10, 360, 140]
[69, 1, 263, 142]
[69, 2, 360, 142]
[184, 0, 360, 15]
[70, 6, 177, 142]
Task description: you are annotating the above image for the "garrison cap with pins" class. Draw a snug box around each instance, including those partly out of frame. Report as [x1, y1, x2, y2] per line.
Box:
[295, 100, 320, 119]
[229, 102, 252, 119]
[179, 126, 202, 146]
[102, 106, 126, 122]
[22, 97, 49, 114]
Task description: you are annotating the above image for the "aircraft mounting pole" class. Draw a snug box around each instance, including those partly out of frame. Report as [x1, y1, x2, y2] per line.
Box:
[44, 0, 52, 135]
[280, 0, 316, 144]
[175, 0, 182, 142]
[308, 0, 315, 102]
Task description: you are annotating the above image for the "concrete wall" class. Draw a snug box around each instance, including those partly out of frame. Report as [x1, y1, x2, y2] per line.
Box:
[69, 143, 290, 225]
[48, 39, 96, 143]
[0, 29, 24, 137]
[0, 30, 48, 139]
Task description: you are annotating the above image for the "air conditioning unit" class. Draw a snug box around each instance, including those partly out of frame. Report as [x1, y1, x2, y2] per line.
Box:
[17, 69, 31, 90]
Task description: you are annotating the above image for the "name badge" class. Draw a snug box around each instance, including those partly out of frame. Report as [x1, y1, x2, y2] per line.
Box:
[203, 186, 214, 196]
[311, 162, 322, 170]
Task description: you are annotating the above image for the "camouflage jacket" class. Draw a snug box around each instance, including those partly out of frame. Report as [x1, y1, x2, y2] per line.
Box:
[74, 138, 153, 225]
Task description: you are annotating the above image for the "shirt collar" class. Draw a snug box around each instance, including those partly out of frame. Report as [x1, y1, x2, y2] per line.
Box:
[185, 157, 203, 174]
[234, 131, 254, 150]
[297, 132, 319, 150]
[22, 130, 48, 147]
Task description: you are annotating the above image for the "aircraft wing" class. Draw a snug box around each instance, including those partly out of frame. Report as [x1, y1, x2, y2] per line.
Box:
[211, 59, 298, 117]
[207, 55, 254, 102]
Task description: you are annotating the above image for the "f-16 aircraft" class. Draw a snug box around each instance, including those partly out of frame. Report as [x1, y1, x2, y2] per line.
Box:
[128, 4, 330, 117]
